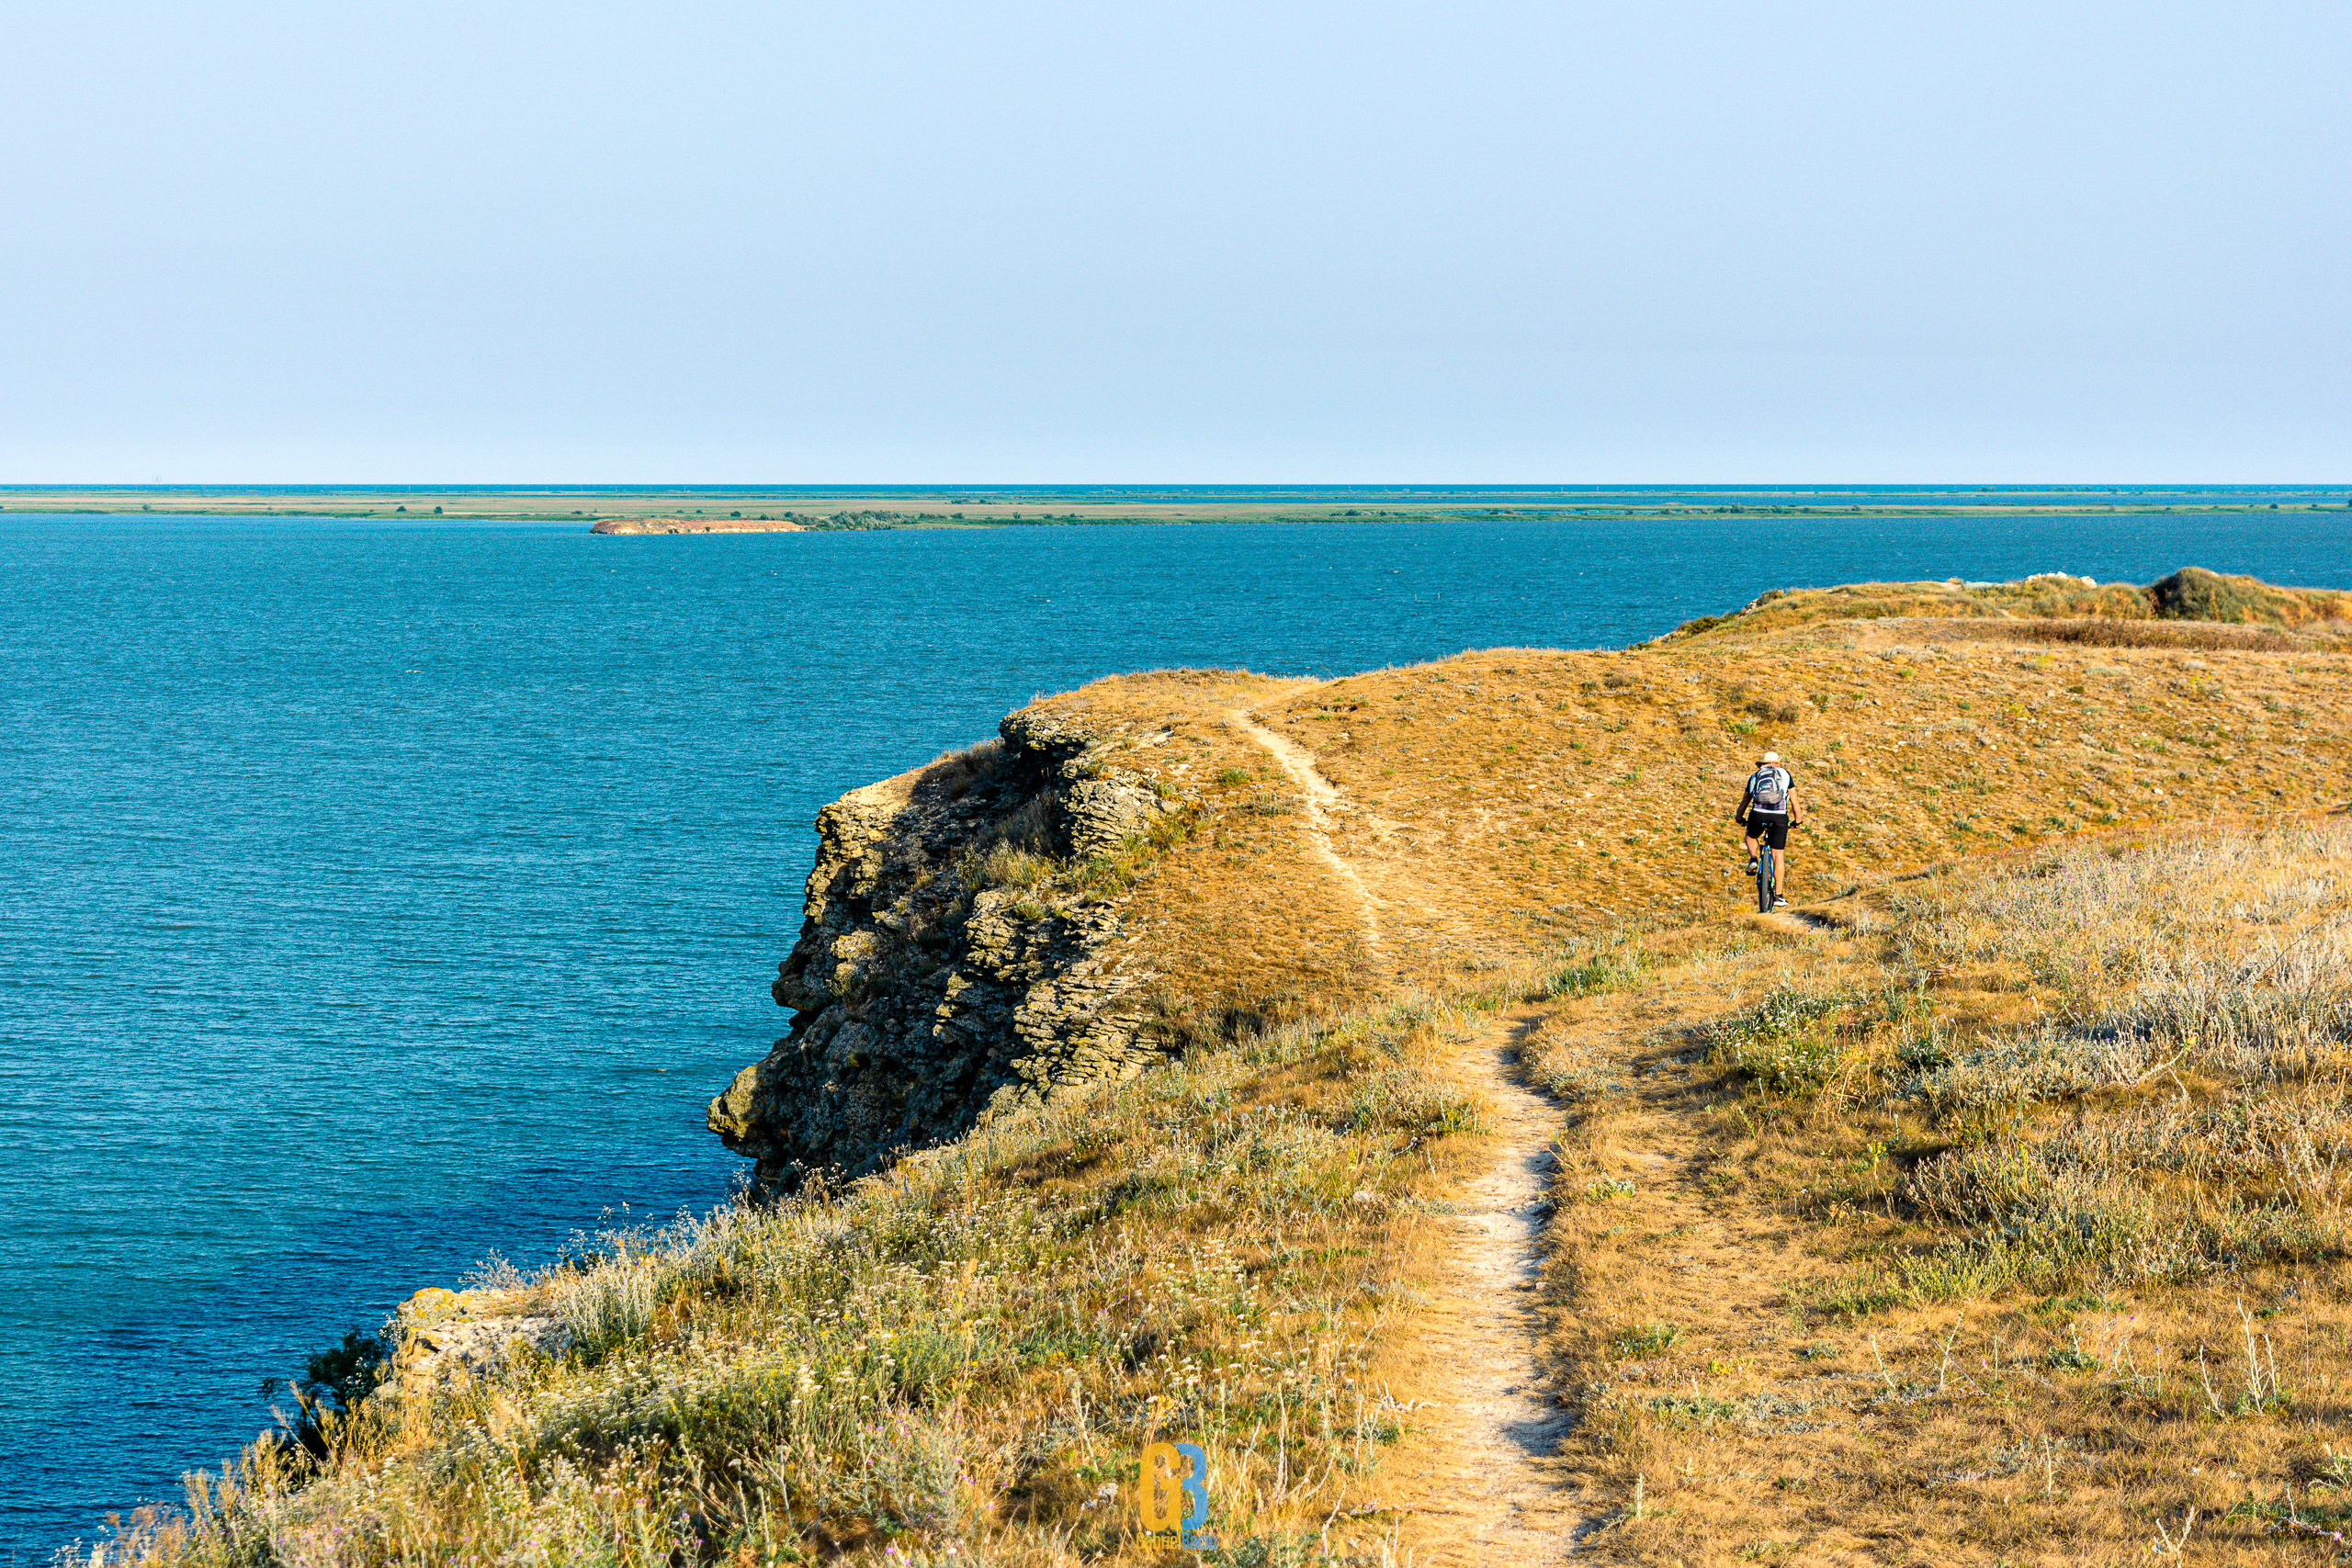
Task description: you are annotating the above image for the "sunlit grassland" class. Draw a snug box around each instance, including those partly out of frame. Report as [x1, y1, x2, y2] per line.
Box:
[1534, 819, 2352, 1562]
[63, 574, 2352, 1567]
[74, 976, 1563, 1567]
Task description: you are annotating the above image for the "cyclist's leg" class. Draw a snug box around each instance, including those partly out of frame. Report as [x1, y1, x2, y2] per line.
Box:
[1767, 817, 1790, 897]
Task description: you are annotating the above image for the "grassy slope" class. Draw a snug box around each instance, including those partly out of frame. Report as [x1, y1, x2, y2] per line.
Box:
[83, 574, 2352, 1565]
[97, 989, 1509, 1566]
[1258, 607, 2351, 964]
[1530, 822, 2352, 1565]
[1654, 569, 2352, 642]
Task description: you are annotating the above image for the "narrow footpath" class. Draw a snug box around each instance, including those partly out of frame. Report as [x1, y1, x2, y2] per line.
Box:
[1236, 706, 1585, 1562]
[1230, 711, 1386, 957]
[1383, 1014, 1584, 1563]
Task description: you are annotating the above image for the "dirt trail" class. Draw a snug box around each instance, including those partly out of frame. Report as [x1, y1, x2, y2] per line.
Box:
[1231, 711, 1385, 957]
[1382, 1012, 1585, 1563]
[1235, 712, 1583, 1561]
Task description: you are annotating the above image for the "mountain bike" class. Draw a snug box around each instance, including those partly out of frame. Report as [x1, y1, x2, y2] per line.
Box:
[1755, 840, 1780, 914]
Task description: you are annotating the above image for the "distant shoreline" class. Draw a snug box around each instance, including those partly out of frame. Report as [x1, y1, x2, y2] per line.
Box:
[1, 482, 2346, 531]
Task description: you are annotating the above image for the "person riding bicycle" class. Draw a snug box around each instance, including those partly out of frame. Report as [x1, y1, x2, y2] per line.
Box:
[1735, 750, 1804, 908]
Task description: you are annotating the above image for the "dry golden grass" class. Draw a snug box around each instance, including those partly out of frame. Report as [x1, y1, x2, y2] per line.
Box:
[985, 615, 2348, 1565]
[1653, 570, 2352, 646]
[1528, 822, 2352, 1565]
[76, 584, 2352, 1565]
[79, 985, 1516, 1568]
[1004, 669, 1387, 1042]
[1241, 630, 2352, 970]
[1657, 575, 2157, 640]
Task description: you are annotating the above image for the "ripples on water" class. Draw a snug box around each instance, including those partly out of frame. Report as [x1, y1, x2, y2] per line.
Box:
[1, 509, 2342, 1548]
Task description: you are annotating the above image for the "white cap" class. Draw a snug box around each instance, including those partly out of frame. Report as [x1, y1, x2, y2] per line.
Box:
[1761, 751, 1780, 764]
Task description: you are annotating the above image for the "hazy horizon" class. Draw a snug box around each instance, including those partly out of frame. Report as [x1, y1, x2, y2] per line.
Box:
[3, 483, 2343, 498]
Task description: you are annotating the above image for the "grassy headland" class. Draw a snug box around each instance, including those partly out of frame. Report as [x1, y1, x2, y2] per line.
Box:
[73, 569, 2352, 1565]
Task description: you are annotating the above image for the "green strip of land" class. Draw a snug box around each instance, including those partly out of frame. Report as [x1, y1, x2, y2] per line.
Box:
[0, 484, 2344, 528]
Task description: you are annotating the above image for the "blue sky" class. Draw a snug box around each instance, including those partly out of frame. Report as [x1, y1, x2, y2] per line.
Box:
[3, 0, 2346, 481]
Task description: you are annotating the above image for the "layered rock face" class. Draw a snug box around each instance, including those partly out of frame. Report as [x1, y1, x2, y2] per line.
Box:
[707, 707, 1182, 1197]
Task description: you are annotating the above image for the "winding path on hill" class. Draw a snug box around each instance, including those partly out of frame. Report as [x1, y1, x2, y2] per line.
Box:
[1235, 709, 1583, 1562]
[1230, 712, 1386, 957]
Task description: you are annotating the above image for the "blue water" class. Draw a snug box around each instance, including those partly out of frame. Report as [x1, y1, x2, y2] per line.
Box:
[3, 508, 2346, 1551]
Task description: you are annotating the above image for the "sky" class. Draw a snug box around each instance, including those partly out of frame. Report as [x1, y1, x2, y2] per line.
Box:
[2, 0, 2346, 482]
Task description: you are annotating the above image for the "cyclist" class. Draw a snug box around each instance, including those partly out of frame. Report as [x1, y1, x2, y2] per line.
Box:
[1736, 750, 1804, 908]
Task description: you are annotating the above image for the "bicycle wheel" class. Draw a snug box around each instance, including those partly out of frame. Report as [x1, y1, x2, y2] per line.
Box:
[1756, 846, 1775, 913]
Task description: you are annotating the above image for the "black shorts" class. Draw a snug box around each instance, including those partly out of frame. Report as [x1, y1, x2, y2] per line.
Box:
[1747, 811, 1790, 850]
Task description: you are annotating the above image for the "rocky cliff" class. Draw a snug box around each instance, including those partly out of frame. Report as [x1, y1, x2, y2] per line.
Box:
[707, 706, 1188, 1197]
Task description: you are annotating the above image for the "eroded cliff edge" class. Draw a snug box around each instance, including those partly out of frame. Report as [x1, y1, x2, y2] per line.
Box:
[706, 705, 1187, 1196]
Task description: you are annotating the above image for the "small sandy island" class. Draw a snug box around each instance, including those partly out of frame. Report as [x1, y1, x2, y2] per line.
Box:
[588, 516, 805, 535]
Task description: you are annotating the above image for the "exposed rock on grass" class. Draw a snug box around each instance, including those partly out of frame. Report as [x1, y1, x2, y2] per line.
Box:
[379, 1286, 573, 1403]
[708, 710, 1195, 1196]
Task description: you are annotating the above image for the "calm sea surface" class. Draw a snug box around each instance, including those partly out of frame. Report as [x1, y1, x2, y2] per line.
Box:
[3, 510, 2346, 1550]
